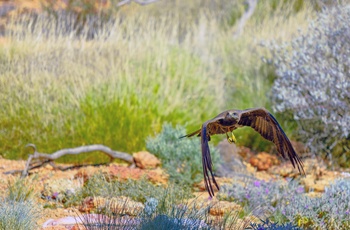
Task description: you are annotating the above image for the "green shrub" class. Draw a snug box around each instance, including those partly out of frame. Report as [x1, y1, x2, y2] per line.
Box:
[69, 172, 193, 206]
[146, 124, 220, 187]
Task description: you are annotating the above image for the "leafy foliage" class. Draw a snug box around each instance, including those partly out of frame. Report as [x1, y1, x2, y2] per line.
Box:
[269, 4, 350, 163]
[146, 124, 220, 187]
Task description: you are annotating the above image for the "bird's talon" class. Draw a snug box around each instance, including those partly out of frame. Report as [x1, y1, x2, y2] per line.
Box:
[228, 133, 236, 144]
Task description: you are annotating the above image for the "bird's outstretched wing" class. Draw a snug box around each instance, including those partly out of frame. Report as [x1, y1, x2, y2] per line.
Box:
[237, 108, 305, 174]
[180, 116, 225, 197]
[200, 122, 220, 197]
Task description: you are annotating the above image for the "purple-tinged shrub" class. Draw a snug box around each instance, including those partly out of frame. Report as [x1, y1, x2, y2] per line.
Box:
[268, 4, 350, 163]
[219, 179, 305, 218]
[220, 178, 350, 229]
[250, 218, 302, 230]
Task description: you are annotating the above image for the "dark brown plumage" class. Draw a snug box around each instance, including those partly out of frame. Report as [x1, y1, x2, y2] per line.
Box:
[180, 107, 305, 197]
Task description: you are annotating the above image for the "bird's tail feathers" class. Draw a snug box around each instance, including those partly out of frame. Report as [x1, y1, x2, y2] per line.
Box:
[179, 129, 201, 139]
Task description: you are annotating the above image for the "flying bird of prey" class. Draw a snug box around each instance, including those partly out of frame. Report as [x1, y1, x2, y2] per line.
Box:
[180, 108, 305, 197]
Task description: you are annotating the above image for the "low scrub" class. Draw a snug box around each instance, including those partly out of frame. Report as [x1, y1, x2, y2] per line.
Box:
[0, 177, 40, 230]
[146, 124, 220, 187]
[220, 178, 350, 229]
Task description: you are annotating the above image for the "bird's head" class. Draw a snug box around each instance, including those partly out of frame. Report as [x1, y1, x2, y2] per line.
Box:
[226, 111, 240, 121]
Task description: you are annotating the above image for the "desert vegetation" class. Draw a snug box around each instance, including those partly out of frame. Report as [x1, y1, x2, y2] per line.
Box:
[0, 0, 349, 229]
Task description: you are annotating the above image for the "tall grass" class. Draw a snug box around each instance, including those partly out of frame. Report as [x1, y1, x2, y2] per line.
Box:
[0, 0, 316, 161]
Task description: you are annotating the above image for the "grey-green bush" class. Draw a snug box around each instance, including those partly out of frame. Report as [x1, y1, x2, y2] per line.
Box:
[269, 4, 350, 162]
[0, 199, 39, 230]
[0, 178, 39, 230]
[146, 124, 220, 187]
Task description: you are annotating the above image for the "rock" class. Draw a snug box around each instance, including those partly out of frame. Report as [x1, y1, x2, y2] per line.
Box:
[268, 163, 299, 178]
[109, 165, 168, 184]
[210, 201, 242, 216]
[133, 151, 161, 169]
[196, 177, 233, 193]
[302, 158, 327, 175]
[291, 141, 309, 155]
[41, 178, 82, 201]
[42, 216, 81, 229]
[80, 196, 144, 216]
[185, 193, 242, 217]
[243, 162, 257, 174]
[301, 171, 341, 193]
[268, 157, 327, 178]
[237, 146, 255, 160]
[42, 214, 141, 229]
[215, 140, 247, 178]
[249, 152, 280, 171]
[255, 170, 277, 181]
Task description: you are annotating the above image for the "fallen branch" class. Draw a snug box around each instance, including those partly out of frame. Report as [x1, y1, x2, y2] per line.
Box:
[5, 144, 134, 177]
[117, 0, 161, 7]
[233, 0, 258, 38]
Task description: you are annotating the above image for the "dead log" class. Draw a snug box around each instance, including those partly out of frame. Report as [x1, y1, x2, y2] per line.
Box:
[117, 0, 161, 7]
[4, 144, 134, 177]
[233, 0, 258, 38]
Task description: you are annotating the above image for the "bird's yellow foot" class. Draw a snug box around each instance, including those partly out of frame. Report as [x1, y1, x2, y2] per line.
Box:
[226, 132, 236, 144]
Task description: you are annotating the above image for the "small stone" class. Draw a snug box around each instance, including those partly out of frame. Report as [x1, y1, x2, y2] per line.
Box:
[301, 171, 341, 193]
[41, 178, 80, 201]
[109, 165, 168, 184]
[291, 141, 309, 155]
[80, 196, 144, 216]
[249, 152, 279, 171]
[237, 146, 255, 160]
[215, 140, 247, 178]
[133, 151, 161, 169]
[196, 177, 233, 193]
[210, 201, 241, 216]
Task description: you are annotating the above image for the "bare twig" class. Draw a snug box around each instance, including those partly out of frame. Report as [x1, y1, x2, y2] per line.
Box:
[12, 144, 134, 177]
[117, 0, 161, 7]
[233, 0, 258, 38]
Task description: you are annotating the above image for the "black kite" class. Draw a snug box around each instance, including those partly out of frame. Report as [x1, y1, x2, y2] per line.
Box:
[180, 108, 305, 197]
